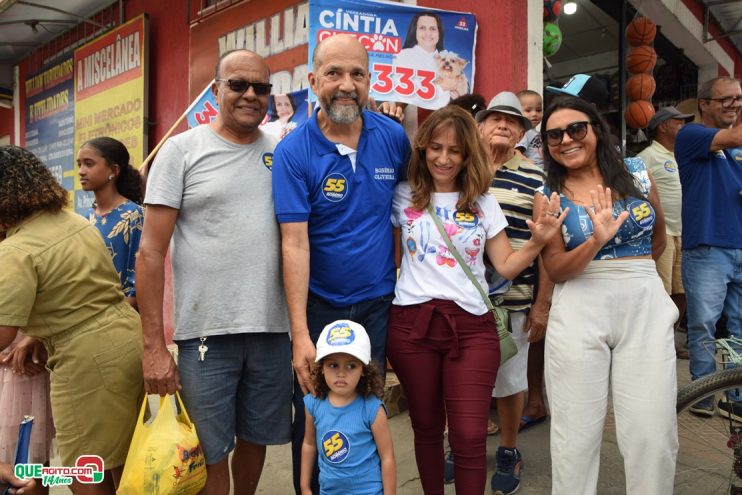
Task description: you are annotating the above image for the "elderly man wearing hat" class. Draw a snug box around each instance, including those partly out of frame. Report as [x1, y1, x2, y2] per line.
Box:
[638, 107, 694, 357]
[455, 92, 553, 494]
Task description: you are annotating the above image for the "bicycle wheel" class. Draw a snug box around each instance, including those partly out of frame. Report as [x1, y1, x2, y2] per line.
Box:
[676, 367, 742, 494]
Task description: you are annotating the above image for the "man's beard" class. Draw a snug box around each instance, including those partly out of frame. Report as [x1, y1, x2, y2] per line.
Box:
[323, 91, 363, 124]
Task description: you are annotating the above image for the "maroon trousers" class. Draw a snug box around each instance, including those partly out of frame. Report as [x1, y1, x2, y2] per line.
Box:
[387, 300, 501, 495]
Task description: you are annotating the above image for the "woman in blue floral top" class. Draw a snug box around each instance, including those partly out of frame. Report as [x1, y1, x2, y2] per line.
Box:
[77, 137, 144, 308]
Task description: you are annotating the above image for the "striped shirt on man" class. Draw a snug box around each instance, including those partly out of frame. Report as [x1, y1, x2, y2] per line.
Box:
[488, 153, 546, 311]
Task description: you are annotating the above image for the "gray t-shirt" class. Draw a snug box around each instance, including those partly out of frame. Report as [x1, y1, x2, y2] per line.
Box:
[516, 128, 544, 169]
[145, 124, 288, 339]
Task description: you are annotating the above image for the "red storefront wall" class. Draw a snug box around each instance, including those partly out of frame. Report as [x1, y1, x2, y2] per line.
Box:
[423, 0, 529, 97]
[0, 107, 12, 143]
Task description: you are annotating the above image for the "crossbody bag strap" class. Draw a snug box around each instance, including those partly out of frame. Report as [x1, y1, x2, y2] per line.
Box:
[426, 204, 494, 312]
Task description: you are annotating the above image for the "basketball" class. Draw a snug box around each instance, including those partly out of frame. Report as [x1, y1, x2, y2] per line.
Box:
[544, 22, 563, 57]
[626, 17, 657, 46]
[626, 74, 656, 101]
[626, 45, 657, 74]
[544, 0, 562, 21]
[624, 100, 655, 129]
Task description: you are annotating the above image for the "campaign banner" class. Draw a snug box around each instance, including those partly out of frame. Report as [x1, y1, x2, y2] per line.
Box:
[73, 14, 148, 215]
[308, 0, 476, 110]
[186, 83, 308, 141]
[23, 55, 75, 196]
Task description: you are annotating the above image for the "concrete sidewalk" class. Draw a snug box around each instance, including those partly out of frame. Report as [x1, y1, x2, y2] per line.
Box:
[254, 357, 702, 494]
[50, 357, 712, 494]
[254, 403, 619, 495]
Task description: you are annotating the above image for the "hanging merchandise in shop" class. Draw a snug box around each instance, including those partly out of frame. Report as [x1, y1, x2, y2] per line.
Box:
[624, 16, 657, 129]
[543, 1, 563, 58]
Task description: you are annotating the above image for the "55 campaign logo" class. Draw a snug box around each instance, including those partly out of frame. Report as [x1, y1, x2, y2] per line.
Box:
[16, 455, 104, 487]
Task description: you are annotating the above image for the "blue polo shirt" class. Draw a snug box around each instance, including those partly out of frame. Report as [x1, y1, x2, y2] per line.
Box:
[272, 109, 410, 306]
[675, 123, 742, 250]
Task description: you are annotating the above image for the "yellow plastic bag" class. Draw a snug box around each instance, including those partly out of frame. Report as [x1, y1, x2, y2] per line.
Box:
[117, 392, 206, 495]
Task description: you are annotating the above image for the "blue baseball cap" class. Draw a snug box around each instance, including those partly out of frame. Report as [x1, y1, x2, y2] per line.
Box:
[546, 74, 610, 108]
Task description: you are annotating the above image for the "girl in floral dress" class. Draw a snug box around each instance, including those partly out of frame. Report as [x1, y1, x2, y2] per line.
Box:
[77, 137, 144, 308]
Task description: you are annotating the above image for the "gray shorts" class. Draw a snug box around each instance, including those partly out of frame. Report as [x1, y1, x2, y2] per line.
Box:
[175, 332, 292, 464]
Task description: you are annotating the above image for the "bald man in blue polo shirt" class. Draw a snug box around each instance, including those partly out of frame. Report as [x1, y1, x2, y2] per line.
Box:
[272, 34, 410, 495]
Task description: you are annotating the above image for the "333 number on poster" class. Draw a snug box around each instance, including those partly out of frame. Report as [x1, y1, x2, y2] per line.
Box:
[372, 63, 436, 100]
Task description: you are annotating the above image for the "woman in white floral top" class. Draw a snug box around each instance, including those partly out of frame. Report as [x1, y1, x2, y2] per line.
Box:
[386, 105, 565, 494]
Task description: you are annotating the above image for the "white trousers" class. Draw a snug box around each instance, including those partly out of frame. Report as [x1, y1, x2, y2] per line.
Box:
[545, 260, 678, 495]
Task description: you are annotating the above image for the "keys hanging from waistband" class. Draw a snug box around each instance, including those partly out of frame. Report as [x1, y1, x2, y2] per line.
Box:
[198, 337, 208, 362]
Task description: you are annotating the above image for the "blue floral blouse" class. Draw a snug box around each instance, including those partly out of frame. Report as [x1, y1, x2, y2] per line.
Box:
[87, 200, 143, 297]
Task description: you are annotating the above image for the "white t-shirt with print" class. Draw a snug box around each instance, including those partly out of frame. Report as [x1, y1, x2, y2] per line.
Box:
[391, 182, 508, 315]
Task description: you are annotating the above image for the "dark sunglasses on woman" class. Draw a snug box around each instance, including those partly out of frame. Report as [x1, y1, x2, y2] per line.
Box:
[216, 79, 273, 96]
[543, 121, 597, 146]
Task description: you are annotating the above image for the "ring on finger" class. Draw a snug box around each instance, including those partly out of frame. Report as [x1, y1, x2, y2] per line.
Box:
[548, 211, 560, 218]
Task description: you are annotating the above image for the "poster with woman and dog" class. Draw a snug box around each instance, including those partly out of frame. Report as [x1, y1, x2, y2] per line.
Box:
[308, 0, 477, 110]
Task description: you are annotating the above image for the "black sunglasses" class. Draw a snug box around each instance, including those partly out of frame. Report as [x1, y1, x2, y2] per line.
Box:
[543, 121, 596, 146]
[216, 79, 272, 96]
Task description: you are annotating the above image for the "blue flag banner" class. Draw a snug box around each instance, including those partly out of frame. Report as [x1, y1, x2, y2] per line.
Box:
[308, 0, 476, 110]
[186, 83, 308, 141]
[185, 82, 219, 129]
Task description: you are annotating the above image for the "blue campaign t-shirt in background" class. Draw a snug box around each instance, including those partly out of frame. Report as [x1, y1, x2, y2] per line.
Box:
[675, 123, 742, 250]
[272, 110, 410, 306]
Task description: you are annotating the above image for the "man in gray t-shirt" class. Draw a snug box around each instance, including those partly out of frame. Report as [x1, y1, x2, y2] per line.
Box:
[137, 49, 291, 495]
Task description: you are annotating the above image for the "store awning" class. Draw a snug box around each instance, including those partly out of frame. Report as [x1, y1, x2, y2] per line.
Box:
[0, 0, 114, 87]
[699, 0, 742, 54]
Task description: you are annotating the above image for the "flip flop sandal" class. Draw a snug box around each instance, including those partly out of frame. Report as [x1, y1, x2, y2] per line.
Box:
[519, 414, 547, 432]
[487, 418, 499, 435]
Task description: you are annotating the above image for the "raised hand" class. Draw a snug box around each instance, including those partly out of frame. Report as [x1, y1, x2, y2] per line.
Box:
[527, 192, 569, 245]
[585, 185, 629, 246]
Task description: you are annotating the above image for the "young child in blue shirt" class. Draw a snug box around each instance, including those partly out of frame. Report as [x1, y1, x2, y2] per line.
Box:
[301, 320, 396, 495]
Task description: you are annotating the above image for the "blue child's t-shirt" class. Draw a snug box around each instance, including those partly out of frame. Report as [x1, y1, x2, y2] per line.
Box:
[304, 394, 386, 495]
